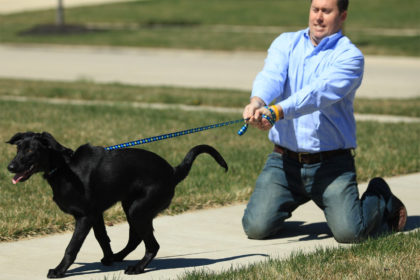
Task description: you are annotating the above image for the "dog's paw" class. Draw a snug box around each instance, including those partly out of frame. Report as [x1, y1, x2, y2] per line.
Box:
[47, 268, 65, 278]
[124, 265, 144, 275]
[101, 256, 114, 266]
[112, 252, 125, 262]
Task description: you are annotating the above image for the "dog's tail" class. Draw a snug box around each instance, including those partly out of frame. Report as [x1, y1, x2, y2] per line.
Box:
[173, 145, 228, 185]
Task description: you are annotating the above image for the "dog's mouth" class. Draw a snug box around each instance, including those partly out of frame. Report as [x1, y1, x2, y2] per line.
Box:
[12, 165, 36, 184]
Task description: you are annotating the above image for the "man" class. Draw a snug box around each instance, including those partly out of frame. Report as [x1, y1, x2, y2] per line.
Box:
[241, 0, 407, 243]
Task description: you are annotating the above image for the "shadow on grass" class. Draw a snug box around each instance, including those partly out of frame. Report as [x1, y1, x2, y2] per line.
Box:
[18, 24, 108, 36]
[68, 253, 268, 277]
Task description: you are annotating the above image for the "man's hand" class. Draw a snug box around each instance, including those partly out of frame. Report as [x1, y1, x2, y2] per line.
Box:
[243, 97, 270, 131]
[243, 97, 284, 131]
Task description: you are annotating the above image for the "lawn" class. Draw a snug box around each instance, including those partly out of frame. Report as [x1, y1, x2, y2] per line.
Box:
[181, 231, 420, 280]
[1, 79, 419, 117]
[0, 0, 419, 56]
[0, 79, 419, 241]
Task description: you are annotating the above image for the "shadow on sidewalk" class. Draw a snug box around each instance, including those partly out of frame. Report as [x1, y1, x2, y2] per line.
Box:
[66, 218, 418, 277]
[268, 216, 420, 242]
[267, 221, 333, 241]
[68, 253, 267, 277]
[406, 216, 420, 231]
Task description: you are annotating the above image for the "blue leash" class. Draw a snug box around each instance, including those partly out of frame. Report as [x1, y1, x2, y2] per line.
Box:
[105, 118, 249, 151]
[105, 107, 276, 151]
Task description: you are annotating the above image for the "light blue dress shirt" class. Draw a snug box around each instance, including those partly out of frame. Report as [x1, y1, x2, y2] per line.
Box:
[251, 28, 364, 153]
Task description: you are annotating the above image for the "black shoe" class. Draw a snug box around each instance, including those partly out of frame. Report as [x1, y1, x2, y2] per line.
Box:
[365, 177, 407, 232]
[365, 177, 392, 200]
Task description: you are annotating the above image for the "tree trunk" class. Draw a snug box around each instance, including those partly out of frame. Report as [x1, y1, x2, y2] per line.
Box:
[56, 0, 65, 27]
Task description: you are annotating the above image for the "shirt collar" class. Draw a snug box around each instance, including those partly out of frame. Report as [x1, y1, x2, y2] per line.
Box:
[304, 27, 343, 49]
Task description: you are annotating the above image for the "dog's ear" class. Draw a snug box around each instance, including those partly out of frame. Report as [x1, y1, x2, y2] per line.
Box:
[38, 132, 59, 149]
[38, 132, 74, 158]
[6, 132, 36, 145]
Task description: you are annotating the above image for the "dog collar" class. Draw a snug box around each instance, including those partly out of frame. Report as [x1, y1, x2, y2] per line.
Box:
[46, 168, 58, 178]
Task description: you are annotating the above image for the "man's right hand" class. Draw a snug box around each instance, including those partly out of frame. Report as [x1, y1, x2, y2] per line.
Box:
[243, 97, 272, 131]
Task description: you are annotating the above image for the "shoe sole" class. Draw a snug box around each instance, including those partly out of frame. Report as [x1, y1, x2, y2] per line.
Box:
[395, 205, 408, 231]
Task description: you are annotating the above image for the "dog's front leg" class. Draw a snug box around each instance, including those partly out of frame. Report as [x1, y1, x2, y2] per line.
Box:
[92, 214, 114, 266]
[47, 216, 92, 278]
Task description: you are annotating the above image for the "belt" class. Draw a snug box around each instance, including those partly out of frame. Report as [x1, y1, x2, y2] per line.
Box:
[273, 145, 352, 164]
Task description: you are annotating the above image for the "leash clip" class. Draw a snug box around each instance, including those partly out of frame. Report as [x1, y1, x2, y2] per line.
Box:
[237, 123, 248, 136]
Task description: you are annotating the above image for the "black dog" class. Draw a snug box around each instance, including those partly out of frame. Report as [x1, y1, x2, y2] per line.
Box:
[7, 132, 228, 278]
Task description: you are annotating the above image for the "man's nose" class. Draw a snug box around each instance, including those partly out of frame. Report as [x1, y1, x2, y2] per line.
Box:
[316, 12, 324, 21]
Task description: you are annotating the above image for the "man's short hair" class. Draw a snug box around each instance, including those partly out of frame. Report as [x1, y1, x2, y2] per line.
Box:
[337, 0, 349, 13]
[311, 0, 349, 13]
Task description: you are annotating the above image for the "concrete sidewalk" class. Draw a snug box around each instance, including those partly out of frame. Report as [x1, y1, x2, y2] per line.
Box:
[0, 173, 419, 280]
[1, 44, 419, 99]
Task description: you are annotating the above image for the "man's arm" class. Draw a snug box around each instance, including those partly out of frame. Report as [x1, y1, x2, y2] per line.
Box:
[279, 52, 364, 120]
[244, 33, 292, 130]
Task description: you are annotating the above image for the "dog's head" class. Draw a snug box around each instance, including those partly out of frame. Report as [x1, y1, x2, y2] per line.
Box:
[6, 132, 73, 184]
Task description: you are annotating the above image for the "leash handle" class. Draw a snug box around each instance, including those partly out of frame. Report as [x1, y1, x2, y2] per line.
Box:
[105, 119, 245, 151]
[237, 111, 276, 136]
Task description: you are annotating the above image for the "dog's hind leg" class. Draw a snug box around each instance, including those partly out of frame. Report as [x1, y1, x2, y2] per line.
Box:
[92, 214, 114, 266]
[113, 200, 142, 262]
[113, 226, 141, 262]
[124, 221, 159, 275]
[123, 197, 161, 275]
[47, 216, 92, 278]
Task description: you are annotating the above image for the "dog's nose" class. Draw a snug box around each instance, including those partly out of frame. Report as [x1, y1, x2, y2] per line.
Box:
[7, 163, 16, 172]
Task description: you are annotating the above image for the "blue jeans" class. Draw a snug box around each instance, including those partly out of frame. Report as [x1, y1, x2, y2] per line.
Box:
[242, 151, 389, 243]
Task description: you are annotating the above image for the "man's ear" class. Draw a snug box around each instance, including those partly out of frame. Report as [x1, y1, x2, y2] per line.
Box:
[340, 10, 347, 22]
[6, 132, 35, 145]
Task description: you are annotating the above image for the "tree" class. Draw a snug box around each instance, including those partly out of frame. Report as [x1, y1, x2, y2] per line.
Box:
[56, 0, 65, 27]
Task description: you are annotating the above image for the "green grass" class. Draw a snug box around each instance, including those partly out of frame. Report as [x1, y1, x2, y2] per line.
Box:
[180, 231, 420, 280]
[0, 79, 419, 241]
[0, 99, 268, 240]
[1, 79, 420, 117]
[0, 79, 249, 108]
[0, 0, 419, 55]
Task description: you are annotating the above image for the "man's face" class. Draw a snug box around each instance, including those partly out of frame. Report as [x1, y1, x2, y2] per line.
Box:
[309, 0, 347, 46]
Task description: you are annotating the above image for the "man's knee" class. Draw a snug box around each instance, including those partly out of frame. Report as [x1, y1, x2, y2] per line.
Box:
[242, 213, 279, 240]
[330, 225, 364, 243]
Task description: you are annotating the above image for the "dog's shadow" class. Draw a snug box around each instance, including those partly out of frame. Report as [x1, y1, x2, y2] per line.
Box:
[67, 253, 268, 277]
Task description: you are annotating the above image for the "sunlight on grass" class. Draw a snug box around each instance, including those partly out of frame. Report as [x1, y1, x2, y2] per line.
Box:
[181, 231, 420, 280]
[1, 96, 418, 241]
